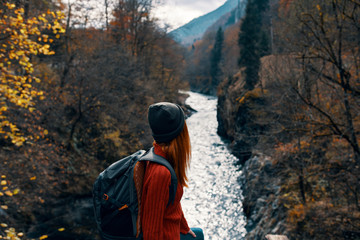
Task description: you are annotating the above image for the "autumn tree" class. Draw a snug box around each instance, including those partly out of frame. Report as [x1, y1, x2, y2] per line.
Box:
[281, 0, 360, 163]
[40, 0, 186, 161]
[111, 0, 152, 56]
[0, 1, 64, 146]
[2, 0, 60, 19]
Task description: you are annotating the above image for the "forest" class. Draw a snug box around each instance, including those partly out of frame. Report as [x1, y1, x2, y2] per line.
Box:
[0, 0, 187, 239]
[0, 0, 359, 239]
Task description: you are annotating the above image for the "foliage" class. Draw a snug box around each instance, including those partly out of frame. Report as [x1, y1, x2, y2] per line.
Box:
[0, 2, 64, 146]
[237, 88, 267, 105]
[110, 0, 152, 56]
[265, 0, 360, 237]
[274, 134, 360, 238]
[54, 0, 185, 161]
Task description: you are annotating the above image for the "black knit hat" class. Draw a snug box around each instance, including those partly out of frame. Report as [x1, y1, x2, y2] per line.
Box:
[148, 102, 185, 143]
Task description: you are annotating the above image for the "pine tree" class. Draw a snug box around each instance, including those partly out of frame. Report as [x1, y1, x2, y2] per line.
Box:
[210, 27, 224, 91]
[238, 0, 269, 90]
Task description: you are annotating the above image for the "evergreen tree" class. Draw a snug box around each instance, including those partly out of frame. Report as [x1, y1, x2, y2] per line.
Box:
[238, 0, 269, 90]
[210, 27, 224, 91]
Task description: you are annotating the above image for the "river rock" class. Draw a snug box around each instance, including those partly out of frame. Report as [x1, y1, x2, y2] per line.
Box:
[266, 235, 289, 240]
[177, 91, 197, 118]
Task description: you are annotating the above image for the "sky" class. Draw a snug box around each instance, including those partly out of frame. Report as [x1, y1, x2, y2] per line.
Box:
[152, 0, 228, 30]
[67, 0, 228, 30]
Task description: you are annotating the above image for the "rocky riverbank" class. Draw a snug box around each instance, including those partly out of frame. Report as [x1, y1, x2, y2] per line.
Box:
[241, 153, 288, 239]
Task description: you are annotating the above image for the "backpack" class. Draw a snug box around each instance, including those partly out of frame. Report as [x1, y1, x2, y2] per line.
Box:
[93, 147, 177, 240]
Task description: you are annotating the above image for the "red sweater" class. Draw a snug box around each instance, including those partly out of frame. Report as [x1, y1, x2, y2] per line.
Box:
[141, 145, 190, 240]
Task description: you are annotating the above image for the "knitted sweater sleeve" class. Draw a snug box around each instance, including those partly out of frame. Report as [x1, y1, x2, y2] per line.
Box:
[180, 204, 190, 234]
[142, 165, 170, 240]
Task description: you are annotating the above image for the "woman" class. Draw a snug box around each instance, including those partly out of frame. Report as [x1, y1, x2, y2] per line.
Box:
[141, 102, 204, 240]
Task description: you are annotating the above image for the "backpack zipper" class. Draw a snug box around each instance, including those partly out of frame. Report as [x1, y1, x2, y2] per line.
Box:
[118, 204, 128, 211]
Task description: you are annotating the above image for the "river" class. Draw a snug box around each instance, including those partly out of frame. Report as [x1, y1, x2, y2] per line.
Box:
[181, 91, 246, 240]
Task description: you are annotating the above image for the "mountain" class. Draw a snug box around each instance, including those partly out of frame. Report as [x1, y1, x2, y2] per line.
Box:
[169, 0, 246, 45]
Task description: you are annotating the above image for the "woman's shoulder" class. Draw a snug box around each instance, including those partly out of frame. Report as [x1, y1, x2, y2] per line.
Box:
[146, 162, 171, 180]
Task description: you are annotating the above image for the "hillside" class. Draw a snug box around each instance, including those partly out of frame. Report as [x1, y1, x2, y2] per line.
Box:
[216, 0, 360, 238]
[0, 1, 188, 239]
[170, 0, 246, 45]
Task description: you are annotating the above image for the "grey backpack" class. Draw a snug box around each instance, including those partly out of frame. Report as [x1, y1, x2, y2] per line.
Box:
[93, 148, 177, 240]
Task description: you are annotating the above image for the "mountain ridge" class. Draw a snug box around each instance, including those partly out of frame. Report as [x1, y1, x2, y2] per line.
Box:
[169, 0, 246, 45]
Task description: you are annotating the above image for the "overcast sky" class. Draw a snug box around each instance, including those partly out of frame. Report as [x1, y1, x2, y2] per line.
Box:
[68, 0, 228, 30]
[152, 0, 228, 30]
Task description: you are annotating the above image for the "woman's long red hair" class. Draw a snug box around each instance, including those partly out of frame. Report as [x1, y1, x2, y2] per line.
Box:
[155, 121, 191, 187]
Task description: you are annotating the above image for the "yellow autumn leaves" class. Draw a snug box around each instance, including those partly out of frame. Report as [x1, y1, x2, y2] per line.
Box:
[0, 175, 19, 204]
[0, 226, 24, 240]
[0, 2, 65, 146]
[35, 228, 66, 240]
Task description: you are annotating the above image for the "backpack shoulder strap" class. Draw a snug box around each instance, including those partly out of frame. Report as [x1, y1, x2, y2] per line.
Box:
[139, 147, 177, 205]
